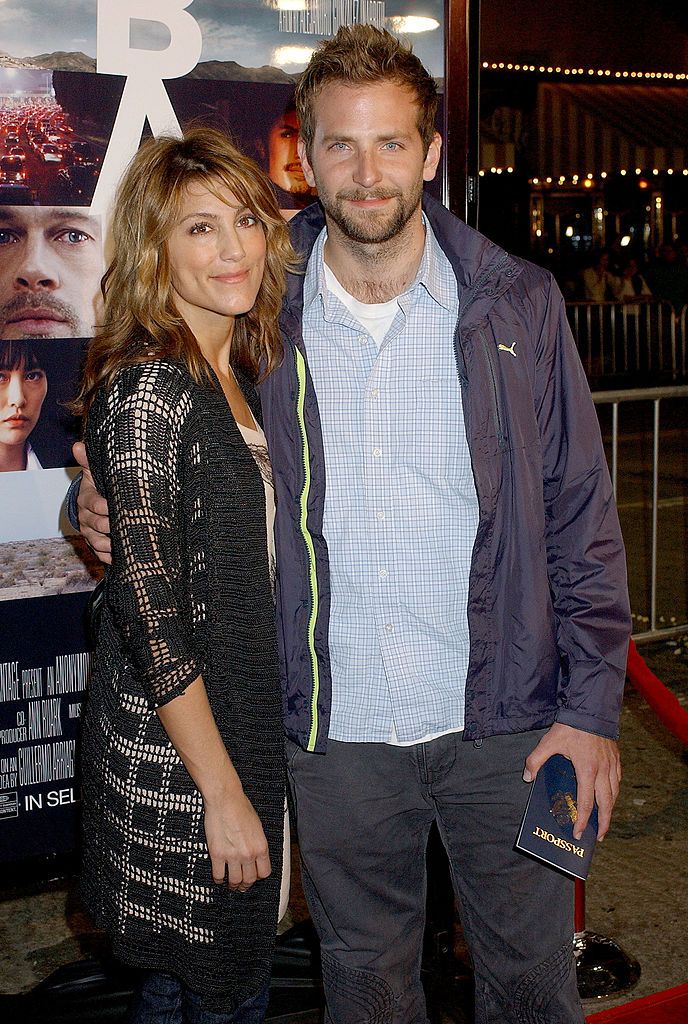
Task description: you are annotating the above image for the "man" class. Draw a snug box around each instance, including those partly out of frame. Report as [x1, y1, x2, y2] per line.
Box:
[256, 101, 318, 210]
[74, 25, 630, 1024]
[0, 206, 103, 340]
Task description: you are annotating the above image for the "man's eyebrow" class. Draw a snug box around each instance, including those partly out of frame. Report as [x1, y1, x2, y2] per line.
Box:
[320, 130, 412, 144]
[0, 210, 99, 227]
[46, 210, 101, 231]
[0, 210, 23, 227]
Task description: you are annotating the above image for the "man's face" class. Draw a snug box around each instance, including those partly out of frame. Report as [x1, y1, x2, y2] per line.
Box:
[298, 80, 441, 246]
[0, 207, 103, 339]
[267, 108, 314, 195]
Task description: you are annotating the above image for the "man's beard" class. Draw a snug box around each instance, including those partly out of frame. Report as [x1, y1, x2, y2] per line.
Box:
[317, 180, 424, 245]
[0, 292, 80, 339]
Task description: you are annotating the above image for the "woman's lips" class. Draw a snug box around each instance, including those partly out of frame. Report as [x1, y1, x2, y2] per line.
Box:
[212, 270, 251, 284]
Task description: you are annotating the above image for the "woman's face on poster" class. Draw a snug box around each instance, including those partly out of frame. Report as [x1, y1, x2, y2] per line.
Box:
[0, 359, 48, 456]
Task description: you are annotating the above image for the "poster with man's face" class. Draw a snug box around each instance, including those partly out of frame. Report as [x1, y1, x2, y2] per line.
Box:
[0, 207, 103, 341]
[0, 1, 447, 876]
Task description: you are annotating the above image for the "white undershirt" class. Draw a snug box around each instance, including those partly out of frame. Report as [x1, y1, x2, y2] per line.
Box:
[324, 262, 399, 350]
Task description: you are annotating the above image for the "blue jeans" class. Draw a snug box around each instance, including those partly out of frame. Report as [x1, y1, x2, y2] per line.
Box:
[128, 971, 270, 1024]
[287, 730, 584, 1024]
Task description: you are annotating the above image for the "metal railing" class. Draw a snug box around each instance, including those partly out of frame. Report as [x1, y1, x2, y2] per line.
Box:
[567, 300, 686, 381]
[592, 385, 688, 643]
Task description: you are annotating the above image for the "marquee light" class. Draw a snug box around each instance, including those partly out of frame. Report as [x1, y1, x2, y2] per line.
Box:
[527, 169, 685, 184]
[386, 16, 439, 33]
[486, 168, 687, 182]
[481, 61, 688, 82]
[272, 45, 315, 66]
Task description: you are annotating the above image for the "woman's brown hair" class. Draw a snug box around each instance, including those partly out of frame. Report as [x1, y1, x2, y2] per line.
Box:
[75, 125, 297, 414]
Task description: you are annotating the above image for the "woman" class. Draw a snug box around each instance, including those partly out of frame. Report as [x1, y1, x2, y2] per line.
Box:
[0, 340, 48, 471]
[74, 126, 297, 1023]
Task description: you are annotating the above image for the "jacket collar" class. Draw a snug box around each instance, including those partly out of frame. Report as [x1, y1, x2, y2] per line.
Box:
[284, 192, 523, 329]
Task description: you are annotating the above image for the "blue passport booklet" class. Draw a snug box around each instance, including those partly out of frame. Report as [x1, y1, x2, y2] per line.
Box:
[515, 754, 598, 880]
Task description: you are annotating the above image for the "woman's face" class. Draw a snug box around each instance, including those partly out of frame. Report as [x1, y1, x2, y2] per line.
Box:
[0, 360, 48, 452]
[166, 180, 267, 338]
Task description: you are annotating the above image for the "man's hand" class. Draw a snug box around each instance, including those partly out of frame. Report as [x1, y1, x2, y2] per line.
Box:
[73, 441, 112, 564]
[523, 722, 621, 842]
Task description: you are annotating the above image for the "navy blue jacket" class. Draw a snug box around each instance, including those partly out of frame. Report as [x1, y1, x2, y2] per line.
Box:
[261, 195, 631, 753]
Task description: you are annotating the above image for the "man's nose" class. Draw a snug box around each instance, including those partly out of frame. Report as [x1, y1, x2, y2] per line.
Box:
[14, 238, 60, 291]
[353, 149, 383, 188]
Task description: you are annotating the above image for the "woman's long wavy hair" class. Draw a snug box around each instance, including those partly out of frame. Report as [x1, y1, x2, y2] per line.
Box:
[74, 125, 298, 415]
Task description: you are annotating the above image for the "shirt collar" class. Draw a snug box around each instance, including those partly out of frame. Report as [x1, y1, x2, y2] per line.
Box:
[303, 215, 458, 316]
[416, 216, 457, 314]
[25, 442, 43, 471]
[303, 227, 327, 313]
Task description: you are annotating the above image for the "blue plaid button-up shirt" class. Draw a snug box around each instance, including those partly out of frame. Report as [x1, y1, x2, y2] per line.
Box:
[302, 223, 480, 743]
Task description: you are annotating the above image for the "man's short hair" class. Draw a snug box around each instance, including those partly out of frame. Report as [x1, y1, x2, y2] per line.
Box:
[295, 24, 439, 157]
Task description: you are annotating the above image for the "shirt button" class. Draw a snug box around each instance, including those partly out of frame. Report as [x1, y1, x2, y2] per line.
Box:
[369, 388, 379, 399]
[378, 568, 388, 579]
[384, 623, 394, 633]
[372, 447, 382, 458]
[376, 510, 385, 520]
[359, 334, 367, 344]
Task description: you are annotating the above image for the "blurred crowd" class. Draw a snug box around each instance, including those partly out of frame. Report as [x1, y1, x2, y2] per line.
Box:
[557, 241, 688, 314]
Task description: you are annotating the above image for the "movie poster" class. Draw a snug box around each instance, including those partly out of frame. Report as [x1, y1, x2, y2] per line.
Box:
[0, 0, 446, 867]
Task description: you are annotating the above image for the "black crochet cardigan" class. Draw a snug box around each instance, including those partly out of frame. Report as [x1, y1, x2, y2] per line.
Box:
[80, 359, 284, 1013]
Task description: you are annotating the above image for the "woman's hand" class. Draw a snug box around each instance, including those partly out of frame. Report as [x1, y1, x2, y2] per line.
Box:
[204, 787, 272, 891]
[155, 676, 272, 891]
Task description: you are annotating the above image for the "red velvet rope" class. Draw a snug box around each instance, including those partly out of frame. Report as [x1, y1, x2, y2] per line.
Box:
[576, 639, 687, 933]
[626, 638, 688, 746]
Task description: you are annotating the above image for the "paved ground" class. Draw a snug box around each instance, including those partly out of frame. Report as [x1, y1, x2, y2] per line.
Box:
[0, 640, 685, 1022]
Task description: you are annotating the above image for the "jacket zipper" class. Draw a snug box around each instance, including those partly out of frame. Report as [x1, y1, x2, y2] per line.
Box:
[294, 347, 321, 751]
[455, 254, 512, 450]
[480, 334, 508, 449]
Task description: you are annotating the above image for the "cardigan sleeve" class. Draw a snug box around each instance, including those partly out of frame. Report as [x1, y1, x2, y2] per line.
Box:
[86, 363, 202, 707]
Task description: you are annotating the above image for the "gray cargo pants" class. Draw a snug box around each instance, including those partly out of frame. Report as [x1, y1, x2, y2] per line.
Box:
[286, 729, 585, 1024]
